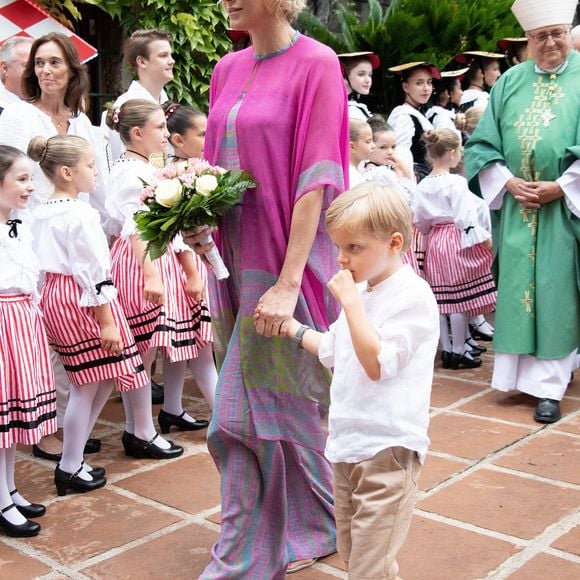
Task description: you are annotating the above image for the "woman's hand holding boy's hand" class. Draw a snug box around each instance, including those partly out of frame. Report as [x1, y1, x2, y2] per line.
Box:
[327, 269, 359, 308]
[101, 323, 123, 356]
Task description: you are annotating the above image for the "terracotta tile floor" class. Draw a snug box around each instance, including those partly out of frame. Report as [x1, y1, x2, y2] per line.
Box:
[5, 349, 580, 579]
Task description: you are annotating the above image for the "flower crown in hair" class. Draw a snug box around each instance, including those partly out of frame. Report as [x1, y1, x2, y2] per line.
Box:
[165, 104, 179, 120]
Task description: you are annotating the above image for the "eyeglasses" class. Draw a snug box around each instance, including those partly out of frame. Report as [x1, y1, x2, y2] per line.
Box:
[527, 27, 570, 44]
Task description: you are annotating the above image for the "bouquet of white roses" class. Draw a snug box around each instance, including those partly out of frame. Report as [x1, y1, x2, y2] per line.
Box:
[134, 158, 256, 279]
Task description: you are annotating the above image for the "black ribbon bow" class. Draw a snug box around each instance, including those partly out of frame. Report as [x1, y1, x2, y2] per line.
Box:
[7, 219, 22, 239]
[95, 280, 114, 295]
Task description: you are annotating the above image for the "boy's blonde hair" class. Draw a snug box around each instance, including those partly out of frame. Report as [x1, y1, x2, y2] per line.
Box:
[326, 182, 412, 253]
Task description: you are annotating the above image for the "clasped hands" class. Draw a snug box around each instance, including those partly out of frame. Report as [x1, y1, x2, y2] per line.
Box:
[506, 177, 563, 209]
[253, 269, 359, 338]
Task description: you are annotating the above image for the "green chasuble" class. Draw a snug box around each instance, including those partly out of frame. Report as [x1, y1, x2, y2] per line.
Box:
[465, 51, 580, 360]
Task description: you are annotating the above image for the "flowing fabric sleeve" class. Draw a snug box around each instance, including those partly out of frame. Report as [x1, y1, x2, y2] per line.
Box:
[292, 52, 349, 204]
[106, 168, 144, 238]
[464, 77, 508, 198]
[67, 209, 117, 307]
[0, 102, 32, 152]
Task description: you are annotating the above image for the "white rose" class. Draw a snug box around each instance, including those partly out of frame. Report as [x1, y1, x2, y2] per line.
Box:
[155, 178, 183, 208]
[195, 174, 219, 196]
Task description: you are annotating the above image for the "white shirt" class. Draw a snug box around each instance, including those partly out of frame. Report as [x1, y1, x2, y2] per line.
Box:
[0, 101, 111, 231]
[33, 199, 117, 307]
[348, 100, 371, 120]
[349, 164, 364, 187]
[460, 89, 489, 111]
[101, 80, 168, 163]
[106, 158, 156, 238]
[425, 105, 461, 136]
[0, 220, 39, 296]
[320, 265, 439, 464]
[387, 104, 434, 184]
[414, 173, 491, 247]
[0, 81, 21, 109]
[363, 164, 416, 206]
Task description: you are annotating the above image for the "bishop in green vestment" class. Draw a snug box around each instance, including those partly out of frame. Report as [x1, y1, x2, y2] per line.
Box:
[465, 0, 580, 424]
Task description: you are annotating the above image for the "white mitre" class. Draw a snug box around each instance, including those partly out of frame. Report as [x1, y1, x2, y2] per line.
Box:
[512, 0, 577, 31]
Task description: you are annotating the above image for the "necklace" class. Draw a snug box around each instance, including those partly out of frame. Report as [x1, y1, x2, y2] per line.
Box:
[36, 103, 70, 129]
[254, 31, 299, 61]
[125, 149, 150, 163]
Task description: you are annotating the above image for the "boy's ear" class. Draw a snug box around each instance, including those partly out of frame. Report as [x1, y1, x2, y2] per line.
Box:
[389, 232, 404, 253]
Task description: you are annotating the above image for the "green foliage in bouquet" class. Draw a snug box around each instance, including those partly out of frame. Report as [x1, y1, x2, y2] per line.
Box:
[134, 166, 256, 260]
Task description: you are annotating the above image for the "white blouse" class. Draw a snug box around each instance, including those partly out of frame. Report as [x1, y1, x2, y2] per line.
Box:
[0, 220, 39, 296]
[363, 164, 415, 206]
[33, 199, 117, 307]
[413, 172, 491, 247]
[320, 265, 439, 464]
[387, 104, 434, 183]
[106, 158, 155, 238]
[0, 101, 111, 232]
[459, 89, 489, 111]
[425, 105, 461, 136]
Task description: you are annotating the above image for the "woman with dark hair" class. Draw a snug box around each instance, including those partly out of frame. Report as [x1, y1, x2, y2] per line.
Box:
[338, 51, 380, 120]
[0, 32, 110, 462]
[454, 51, 505, 112]
[387, 61, 440, 183]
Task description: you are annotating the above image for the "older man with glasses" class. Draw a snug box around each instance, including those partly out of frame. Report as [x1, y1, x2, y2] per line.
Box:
[465, 0, 580, 424]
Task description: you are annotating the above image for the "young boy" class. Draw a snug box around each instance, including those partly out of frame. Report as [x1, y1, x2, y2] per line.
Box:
[274, 182, 439, 579]
[102, 28, 174, 162]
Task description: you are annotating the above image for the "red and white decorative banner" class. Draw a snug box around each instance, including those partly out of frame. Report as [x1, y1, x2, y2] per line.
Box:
[0, 0, 97, 63]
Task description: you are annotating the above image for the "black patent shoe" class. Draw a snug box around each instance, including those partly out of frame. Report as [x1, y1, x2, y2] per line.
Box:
[32, 445, 62, 462]
[121, 431, 136, 457]
[533, 398, 561, 424]
[441, 351, 452, 369]
[9, 490, 45, 518]
[151, 379, 164, 405]
[54, 465, 106, 497]
[81, 461, 105, 479]
[84, 437, 101, 454]
[469, 322, 493, 342]
[158, 409, 209, 434]
[465, 337, 487, 355]
[449, 352, 482, 370]
[0, 504, 41, 537]
[132, 433, 184, 460]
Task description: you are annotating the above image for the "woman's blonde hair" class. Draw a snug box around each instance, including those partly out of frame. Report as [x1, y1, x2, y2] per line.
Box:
[455, 106, 485, 136]
[27, 135, 92, 180]
[325, 182, 412, 252]
[423, 128, 461, 160]
[265, 0, 305, 21]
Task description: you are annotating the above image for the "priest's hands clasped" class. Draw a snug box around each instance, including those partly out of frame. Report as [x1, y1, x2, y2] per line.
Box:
[506, 177, 564, 208]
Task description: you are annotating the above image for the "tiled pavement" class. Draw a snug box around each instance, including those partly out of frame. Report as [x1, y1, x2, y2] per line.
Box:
[3, 347, 580, 579]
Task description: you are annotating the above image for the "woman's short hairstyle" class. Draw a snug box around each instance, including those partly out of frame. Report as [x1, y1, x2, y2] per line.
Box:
[265, 0, 305, 22]
[105, 99, 162, 145]
[21, 33, 89, 115]
[326, 182, 412, 252]
[0, 145, 27, 184]
[124, 29, 172, 72]
[27, 134, 91, 180]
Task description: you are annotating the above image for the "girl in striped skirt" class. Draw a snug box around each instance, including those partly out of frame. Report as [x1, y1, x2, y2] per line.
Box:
[0, 146, 56, 537]
[28, 135, 149, 495]
[414, 129, 496, 370]
[105, 100, 210, 459]
[163, 101, 218, 415]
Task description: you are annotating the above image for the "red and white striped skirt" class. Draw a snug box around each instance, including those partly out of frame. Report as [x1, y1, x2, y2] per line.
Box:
[402, 226, 425, 277]
[40, 274, 148, 391]
[0, 293, 56, 447]
[111, 239, 212, 362]
[424, 223, 497, 316]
